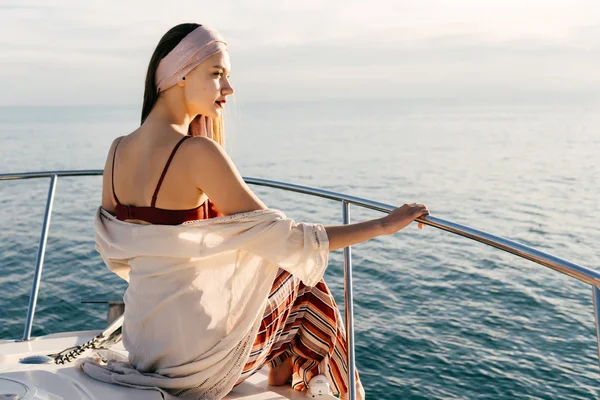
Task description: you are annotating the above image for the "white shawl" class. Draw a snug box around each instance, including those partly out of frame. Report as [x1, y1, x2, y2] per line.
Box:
[80, 207, 330, 399]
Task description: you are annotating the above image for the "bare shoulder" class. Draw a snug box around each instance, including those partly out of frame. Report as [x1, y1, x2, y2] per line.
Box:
[179, 136, 267, 214]
[107, 136, 125, 157]
[104, 136, 126, 170]
[101, 136, 126, 211]
[182, 136, 234, 172]
[184, 136, 226, 158]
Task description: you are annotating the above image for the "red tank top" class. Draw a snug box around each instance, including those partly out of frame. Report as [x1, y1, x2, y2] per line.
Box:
[111, 136, 224, 225]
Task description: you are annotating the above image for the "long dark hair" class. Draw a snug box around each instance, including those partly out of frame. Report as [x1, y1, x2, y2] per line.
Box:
[141, 23, 200, 124]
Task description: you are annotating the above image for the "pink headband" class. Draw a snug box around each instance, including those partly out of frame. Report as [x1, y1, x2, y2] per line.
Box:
[156, 25, 227, 93]
[155, 25, 227, 139]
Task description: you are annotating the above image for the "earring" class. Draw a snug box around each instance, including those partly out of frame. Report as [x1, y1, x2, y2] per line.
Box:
[181, 77, 186, 81]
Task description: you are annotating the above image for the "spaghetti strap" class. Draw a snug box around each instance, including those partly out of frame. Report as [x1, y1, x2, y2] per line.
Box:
[151, 135, 191, 207]
[111, 137, 125, 205]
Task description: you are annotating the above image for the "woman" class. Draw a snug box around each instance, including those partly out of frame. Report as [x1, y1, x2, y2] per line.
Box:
[87, 23, 429, 400]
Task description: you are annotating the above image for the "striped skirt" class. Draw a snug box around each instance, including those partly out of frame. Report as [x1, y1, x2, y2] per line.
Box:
[234, 268, 361, 396]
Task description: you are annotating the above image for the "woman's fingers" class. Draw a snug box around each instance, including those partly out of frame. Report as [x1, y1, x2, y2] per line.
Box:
[402, 203, 429, 229]
[412, 205, 429, 215]
[417, 205, 429, 229]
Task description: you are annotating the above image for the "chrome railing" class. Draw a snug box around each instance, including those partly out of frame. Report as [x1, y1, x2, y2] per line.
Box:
[2, 170, 600, 400]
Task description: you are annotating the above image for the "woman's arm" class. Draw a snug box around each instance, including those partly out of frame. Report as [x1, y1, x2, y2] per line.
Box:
[324, 219, 385, 251]
[187, 137, 268, 215]
[324, 203, 429, 251]
[186, 137, 429, 251]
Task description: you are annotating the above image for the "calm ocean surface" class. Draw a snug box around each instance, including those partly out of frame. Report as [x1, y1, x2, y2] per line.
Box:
[1, 100, 599, 399]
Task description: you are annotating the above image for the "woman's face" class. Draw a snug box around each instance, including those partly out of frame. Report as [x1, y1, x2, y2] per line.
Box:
[182, 51, 234, 119]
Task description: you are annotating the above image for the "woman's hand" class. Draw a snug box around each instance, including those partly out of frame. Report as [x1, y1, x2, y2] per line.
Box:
[380, 203, 430, 235]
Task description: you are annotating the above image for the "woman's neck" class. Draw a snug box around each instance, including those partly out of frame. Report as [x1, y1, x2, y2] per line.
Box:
[144, 96, 195, 136]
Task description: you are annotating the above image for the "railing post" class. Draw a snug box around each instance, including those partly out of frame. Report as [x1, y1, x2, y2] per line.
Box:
[21, 175, 58, 341]
[342, 200, 357, 400]
[593, 286, 600, 364]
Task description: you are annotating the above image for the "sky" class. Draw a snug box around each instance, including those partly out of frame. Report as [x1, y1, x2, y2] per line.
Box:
[1, 0, 599, 106]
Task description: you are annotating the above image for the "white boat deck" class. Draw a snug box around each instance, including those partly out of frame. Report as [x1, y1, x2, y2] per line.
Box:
[0, 330, 307, 399]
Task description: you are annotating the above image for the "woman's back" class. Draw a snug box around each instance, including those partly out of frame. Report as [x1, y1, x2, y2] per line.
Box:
[101, 119, 269, 223]
[103, 129, 206, 218]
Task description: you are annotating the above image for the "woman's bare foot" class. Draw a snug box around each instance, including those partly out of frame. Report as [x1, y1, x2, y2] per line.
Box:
[267, 357, 293, 386]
